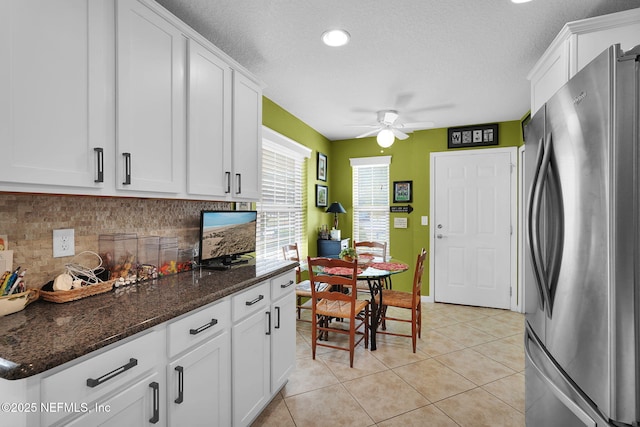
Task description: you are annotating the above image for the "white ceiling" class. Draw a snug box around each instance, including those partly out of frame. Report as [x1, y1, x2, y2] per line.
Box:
[155, 0, 639, 141]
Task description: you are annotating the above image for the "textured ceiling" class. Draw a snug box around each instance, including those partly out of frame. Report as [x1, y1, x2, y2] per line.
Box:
[155, 0, 640, 141]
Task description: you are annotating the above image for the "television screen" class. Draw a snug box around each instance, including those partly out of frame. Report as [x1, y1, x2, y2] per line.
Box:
[198, 210, 257, 267]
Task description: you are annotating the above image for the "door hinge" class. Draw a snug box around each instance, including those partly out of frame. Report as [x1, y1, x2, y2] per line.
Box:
[510, 287, 512, 297]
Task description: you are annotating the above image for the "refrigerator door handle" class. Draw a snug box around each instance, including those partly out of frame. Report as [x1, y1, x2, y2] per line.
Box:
[544, 132, 565, 317]
[525, 324, 608, 427]
[528, 136, 552, 314]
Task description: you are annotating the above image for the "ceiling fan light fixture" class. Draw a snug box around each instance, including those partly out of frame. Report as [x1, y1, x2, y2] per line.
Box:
[377, 129, 395, 148]
[321, 29, 350, 47]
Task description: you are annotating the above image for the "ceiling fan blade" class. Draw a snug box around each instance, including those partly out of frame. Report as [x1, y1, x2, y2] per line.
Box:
[345, 124, 380, 128]
[400, 121, 435, 130]
[391, 128, 410, 140]
[355, 128, 381, 138]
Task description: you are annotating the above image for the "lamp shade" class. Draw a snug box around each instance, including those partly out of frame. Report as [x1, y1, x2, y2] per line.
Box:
[326, 202, 347, 214]
[326, 202, 346, 230]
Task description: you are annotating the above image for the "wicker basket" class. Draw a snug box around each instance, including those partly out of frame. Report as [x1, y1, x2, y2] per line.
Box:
[40, 279, 116, 303]
[0, 289, 39, 316]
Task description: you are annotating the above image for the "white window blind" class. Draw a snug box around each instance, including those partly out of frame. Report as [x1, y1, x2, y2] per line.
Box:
[256, 128, 310, 260]
[351, 156, 391, 253]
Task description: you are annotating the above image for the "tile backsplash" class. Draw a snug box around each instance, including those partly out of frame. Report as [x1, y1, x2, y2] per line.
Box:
[0, 193, 230, 288]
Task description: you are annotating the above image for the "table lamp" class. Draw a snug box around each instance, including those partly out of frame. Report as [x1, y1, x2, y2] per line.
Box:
[326, 202, 347, 230]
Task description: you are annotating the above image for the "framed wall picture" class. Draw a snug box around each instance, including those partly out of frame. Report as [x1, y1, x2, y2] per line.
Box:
[393, 180, 413, 203]
[448, 123, 499, 149]
[316, 184, 328, 207]
[317, 152, 327, 181]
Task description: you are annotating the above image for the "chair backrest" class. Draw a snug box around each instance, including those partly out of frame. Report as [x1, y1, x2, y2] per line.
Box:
[354, 241, 387, 260]
[282, 243, 302, 282]
[412, 248, 427, 304]
[307, 257, 360, 313]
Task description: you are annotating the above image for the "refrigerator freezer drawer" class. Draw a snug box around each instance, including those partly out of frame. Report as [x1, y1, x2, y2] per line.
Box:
[525, 323, 611, 427]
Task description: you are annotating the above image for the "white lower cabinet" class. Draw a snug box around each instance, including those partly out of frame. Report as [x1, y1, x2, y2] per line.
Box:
[231, 281, 271, 427]
[65, 371, 164, 427]
[167, 333, 231, 427]
[270, 273, 297, 394]
[166, 300, 231, 427]
[0, 268, 296, 427]
[231, 271, 296, 426]
[40, 328, 165, 426]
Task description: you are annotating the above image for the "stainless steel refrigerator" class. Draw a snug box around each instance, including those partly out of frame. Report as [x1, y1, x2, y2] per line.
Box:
[524, 44, 639, 426]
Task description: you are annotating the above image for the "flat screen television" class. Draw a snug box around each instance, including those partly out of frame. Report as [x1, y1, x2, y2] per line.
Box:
[198, 210, 257, 268]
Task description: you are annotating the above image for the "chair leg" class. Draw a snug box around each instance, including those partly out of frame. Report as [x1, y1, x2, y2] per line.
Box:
[311, 314, 317, 360]
[364, 305, 369, 349]
[349, 317, 355, 368]
[381, 305, 388, 330]
[412, 309, 417, 353]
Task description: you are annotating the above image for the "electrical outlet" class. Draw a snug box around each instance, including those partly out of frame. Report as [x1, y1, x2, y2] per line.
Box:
[53, 229, 75, 258]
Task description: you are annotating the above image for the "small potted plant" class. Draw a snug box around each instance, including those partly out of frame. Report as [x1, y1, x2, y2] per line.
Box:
[339, 247, 357, 262]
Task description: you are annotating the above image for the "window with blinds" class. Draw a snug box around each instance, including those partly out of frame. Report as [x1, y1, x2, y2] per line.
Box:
[256, 130, 310, 260]
[351, 156, 391, 253]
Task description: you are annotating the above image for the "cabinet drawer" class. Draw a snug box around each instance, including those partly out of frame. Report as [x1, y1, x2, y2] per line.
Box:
[167, 298, 231, 358]
[232, 281, 269, 322]
[41, 328, 164, 426]
[270, 270, 296, 301]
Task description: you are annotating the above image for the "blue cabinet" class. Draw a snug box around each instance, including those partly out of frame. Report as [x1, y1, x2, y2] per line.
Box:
[317, 238, 350, 258]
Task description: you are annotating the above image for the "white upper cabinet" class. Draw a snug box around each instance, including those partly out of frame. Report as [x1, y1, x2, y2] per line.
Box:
[232, 72, 262, 201]
[186, 39, 233, 198]
[116, 0, 186, 194]
[528, 8, 640, 115]
[0, 0, 262, 201]
[0, 0, 114, 192]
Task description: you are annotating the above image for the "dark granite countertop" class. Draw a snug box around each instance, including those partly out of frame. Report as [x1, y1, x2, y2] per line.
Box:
[0, 259, 296, 380]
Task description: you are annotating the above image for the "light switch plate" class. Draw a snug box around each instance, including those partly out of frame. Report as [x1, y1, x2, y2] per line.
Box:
[53, 229, 75, 258]
[421, 216, 428, 226]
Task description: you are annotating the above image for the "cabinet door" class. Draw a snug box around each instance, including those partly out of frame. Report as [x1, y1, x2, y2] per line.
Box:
[0, 0, 112, 190]
[231, 72, 262, 200]
[168, 331, 231, 427]
[270, 292, 296, 393]
[116, 0, 185, 194]
[65, 372, 164, 427]
[232, 309, 270, 427]
[186, 39, 232, 197]
[529, 42, 570, 116]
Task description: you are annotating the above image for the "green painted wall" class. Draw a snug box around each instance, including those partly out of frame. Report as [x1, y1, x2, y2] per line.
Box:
[264, 95, 525, 293]
[330, 122, 524, 293]
[262, 97, 331, 258]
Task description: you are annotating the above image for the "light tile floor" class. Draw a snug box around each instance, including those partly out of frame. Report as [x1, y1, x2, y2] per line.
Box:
[252, 302, 525, 427]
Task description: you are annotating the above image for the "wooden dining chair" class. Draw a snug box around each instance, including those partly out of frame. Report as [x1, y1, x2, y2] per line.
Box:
[282, 243, 330, 320]
[354, 240, 389, 291]
[377, 248, 427, 352]
[353, 241, 387, 260]
[307, 257, 369, 367]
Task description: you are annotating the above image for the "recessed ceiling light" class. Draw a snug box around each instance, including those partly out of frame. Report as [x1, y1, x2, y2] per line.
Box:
[511, 0, 533, 3]
[321, 29, 350, 47]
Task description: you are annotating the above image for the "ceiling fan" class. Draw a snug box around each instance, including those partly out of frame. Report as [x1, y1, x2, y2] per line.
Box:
[353, 110, 435, 147]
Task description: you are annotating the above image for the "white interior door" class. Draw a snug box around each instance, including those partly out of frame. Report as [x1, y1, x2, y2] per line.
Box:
[430, 148, 516, 309]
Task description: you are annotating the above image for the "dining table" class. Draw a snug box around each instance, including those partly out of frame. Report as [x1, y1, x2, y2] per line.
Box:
[312, 256, 410, 351]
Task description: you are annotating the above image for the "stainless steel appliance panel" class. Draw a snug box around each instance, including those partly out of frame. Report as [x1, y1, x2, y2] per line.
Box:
[523, 105, 547, 344]
[525, 324, 609, 427]
[542, 45, 613, 419]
